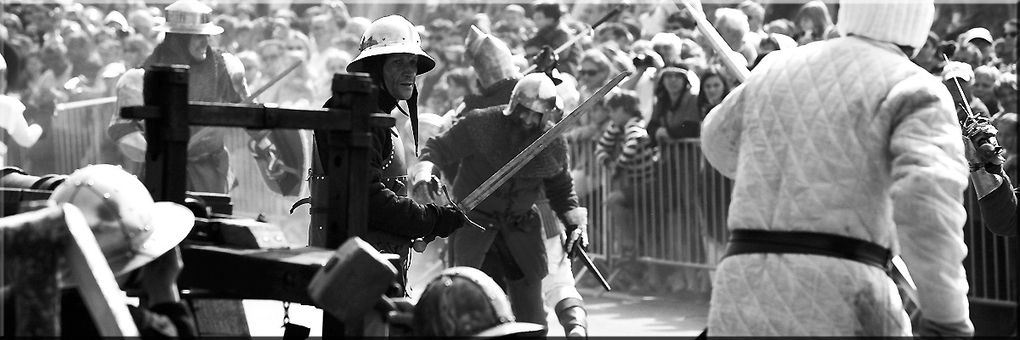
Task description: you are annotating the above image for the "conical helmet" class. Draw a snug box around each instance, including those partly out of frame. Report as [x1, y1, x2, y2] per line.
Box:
[465, 25, 518, 90]
[347, 15, 435, 75]
[504, 73, 563, 116]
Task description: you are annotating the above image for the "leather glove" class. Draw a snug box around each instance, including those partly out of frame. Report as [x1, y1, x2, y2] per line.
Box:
[248, 134, 285, 178]
[562, 208, 589, 256]
[962, 126, 1005, 173]
[432, 205, 467, 238]
[918, 317, 974, 338]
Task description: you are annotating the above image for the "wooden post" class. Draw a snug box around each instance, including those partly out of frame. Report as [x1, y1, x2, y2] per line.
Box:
[311, 72, 379, 337]
[309, 73, 377, 248]
[142, 65, 190, 204]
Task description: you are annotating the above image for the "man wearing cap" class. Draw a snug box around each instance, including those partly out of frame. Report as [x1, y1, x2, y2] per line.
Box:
[958, 27, 995, 65]
[702, 0, 972, 336]
[313, 15, 467, 291]
[410, 73, 587, 330]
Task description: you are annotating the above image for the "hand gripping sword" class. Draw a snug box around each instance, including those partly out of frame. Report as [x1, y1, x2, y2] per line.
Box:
[457, 71, 630, 212]
[411, 72, 630, 258]
[522, 7, 623, 74]
[452, 73, 628, 291]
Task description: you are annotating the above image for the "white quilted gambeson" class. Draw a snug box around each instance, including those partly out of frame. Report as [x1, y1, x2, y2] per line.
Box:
[701, 36, 971, 336]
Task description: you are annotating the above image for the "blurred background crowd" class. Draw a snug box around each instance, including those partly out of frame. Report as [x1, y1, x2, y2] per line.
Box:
[0, 0, 1016, 297]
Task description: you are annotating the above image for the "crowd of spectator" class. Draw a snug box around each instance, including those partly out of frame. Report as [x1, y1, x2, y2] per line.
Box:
[0, 0, 1016, 296]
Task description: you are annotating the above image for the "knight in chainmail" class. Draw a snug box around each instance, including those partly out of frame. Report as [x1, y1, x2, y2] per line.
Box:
[410, 73, 588, 331]
[107, 0, 248, 194]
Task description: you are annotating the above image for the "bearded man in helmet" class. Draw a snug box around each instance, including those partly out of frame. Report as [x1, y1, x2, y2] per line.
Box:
[410, 73, 586, 331]
[108, 0, 302, 196]
[701, 0, 972, 336]
[459, 26, 591, 337]
[312, 15, 467, 292]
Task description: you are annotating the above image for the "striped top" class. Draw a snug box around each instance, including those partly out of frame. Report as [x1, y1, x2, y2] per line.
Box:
[595, 117, 660, 180]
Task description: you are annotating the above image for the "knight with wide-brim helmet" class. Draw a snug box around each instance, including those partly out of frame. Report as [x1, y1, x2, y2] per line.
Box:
[311, 14, 467, 297]
[346, 14, 436, 151]
[152, 0, 223, 36]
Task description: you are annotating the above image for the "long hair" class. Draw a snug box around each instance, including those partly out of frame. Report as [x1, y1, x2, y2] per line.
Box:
[795, 1, 833, 42]
[652, 67, 691, 118]
[697, 68, 731, 116]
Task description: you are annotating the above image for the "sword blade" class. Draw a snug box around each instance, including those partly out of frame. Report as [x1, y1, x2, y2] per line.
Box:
[523, 7, 623, 74]
[458, 71, 631, 212]
[577, 247, 611, 291]
[674, 0, 750, 82]
[244, 59, 304, 104]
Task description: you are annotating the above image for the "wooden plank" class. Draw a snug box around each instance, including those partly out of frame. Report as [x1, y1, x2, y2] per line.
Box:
[61, 204, 139, 337]
[179, 244, 332, 304]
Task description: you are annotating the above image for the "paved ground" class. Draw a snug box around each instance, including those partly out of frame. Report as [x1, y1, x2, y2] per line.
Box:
[242, 287, 708, 337]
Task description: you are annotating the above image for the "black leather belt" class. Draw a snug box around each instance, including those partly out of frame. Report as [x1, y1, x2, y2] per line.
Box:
[724, 229, 893, 271]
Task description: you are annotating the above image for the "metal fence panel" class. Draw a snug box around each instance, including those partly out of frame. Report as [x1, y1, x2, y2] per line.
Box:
[25, 99, 1019, 303]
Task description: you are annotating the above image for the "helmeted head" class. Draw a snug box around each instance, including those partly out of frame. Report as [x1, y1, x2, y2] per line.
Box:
[465, 25, 519, 90]
[153, 0, 223, 36]
[152, 0, 223, 62]
[413, 267, 546, 337]
[50, 164, 195, 282]
[505, 73, 563, 131]
[344, 15, 436, 154]
[346, 15, 435, 77]
[505, 73, 563, 118]
[837, 0, 935, 57]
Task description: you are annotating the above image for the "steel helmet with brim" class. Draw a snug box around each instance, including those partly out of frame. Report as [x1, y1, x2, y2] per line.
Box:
[413, 266, 546, 337]
[50, 164, 195, 287]
[347, 15, 435, 75]
[153, 0, 223, 35]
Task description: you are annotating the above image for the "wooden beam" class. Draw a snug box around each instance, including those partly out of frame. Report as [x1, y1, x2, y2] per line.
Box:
[62, 204, 139, 337]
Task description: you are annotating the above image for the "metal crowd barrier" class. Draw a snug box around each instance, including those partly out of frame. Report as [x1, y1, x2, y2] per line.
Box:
[21, 98, 311, 235]
[570, 137, 1016, 303]
[23, 98, 1020, 305]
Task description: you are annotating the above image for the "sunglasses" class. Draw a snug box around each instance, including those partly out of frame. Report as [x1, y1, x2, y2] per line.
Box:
[579, 69, 602, 77]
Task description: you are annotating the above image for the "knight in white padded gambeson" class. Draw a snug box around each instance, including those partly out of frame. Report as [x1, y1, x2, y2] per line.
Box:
[701, 0, 973, 336]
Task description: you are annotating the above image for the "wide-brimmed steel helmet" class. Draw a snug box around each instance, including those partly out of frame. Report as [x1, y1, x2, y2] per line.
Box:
[413, 267, 545, 337]
[153, 0, 223, 35]
[465, 25, 518, 90]
[50, 165, 195, 283]
[504, 73, 563, 116]
[347, 15, 435, 75]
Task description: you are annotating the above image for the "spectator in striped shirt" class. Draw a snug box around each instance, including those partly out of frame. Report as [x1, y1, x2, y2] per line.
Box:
[596, 89, 659, 180]
[595, 89, 659, 265]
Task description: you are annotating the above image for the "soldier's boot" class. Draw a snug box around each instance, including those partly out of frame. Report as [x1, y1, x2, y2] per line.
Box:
[555, 297, 588, 338]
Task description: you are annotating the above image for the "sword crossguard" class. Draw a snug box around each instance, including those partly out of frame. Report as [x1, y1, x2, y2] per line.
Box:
[441, 185, 485, 231]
